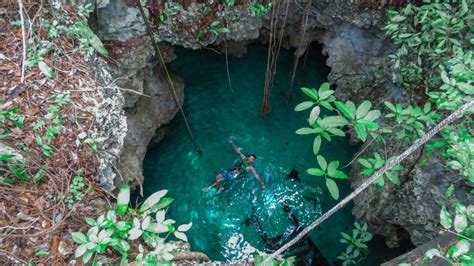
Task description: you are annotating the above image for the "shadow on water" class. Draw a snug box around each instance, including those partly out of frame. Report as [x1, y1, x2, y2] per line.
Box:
[136, 42, 408, 264]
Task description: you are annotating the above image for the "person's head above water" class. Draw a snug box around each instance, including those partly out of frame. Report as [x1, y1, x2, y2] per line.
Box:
[247, 154, 257, 162]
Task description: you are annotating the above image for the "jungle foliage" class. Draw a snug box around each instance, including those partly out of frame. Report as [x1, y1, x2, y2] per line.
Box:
[72, 185, 192, 265]
[295, 0, 473, 263]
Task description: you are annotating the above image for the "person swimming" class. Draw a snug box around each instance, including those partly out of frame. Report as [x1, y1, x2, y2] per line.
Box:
[202, 140, 266, 192]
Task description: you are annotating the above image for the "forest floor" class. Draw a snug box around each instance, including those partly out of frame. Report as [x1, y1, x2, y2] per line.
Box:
[0, 1, 111, 263]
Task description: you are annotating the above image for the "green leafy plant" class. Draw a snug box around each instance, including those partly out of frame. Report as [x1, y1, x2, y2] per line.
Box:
[248, 2, 272, 17]
[295, 83, 384, 199]
[253, 254, 295, 266]
[224, 0, 236, 8]
[358, 153, 403, 187]
[72, 185, 191, 264]
[207, 20, 230, 43]
[307, 155, 347, 200]
[65, 175, 87, 209]
[426, 202, 473, 264]
[384, 102, 436, 142]
[337, 223, 372, 265]
[334, 100, 381, 142]
[385, 0, 473, 187]
[159, 5, 174, 22]
[1, 107, 26, 137]
[13, 4, 108, 79]
[384, 0, 471, 87]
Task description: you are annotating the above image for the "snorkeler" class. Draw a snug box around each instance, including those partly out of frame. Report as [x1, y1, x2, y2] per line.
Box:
[202, 140, 266, 192]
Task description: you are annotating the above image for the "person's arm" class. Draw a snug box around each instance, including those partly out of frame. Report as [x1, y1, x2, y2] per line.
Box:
[248, 166, 266, 189]
[229, 140, 246, 159]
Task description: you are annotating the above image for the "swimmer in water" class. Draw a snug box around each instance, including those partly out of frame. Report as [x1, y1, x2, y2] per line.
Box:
[202, 140, 266, 192]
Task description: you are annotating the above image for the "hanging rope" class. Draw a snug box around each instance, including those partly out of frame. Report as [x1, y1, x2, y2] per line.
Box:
[262, 98, 474, 264]
[136, 0, 202, 154]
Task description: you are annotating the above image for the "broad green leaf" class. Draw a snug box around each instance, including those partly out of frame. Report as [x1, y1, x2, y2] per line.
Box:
[320, 131, 331, 141]
[307, 168, 325, 176]
[34, 169, 45, 183]
[449, 239, 470, 258]
[115, 221, 130, 231]
[139, 190, 167, 213]
[0, 154, 15, 161]
[117, 185, 130, 215]
[85, 217, 97, 226]
[330, 170, 348, 179]
[356, 101, 372, 119]
[75, 244, 88, 258]
[295, 128, 315, 135]
[38, 61, 54, 78]
[441, 71, 450, 84]
[154, 197, 174, 210]
[445, 185, 454, 197]
[440, 206, 452, 229]
[423, 103, 431, 113]
[326, 178, 339, 200]
[384, 101, 396, 112]
[454, 202, 468, 232]
[71, 232, 87, 244]
[327, 127, 346, 137]
[354, 123, 368, 142]
[362, 110, 381, 122]
[358, 158, 372, 168]
[319, 82, 330, 92]
[334, 101, 355, 120]
[309, 106, 320, 125]
[341, 232, 351, 240]
[448, 160, 463, 170]
[82, 250, 94, 264]
[177, 222, 192, 232]
[385, 172, 400, 186]
[209, 21, 221, 27]
[391, 15, 406, 22]
[313, 135, 321, 155]
[320, 116, 348, 128]
[356, 120, 378, 127]
[461, 0, 468, 14]
[87, 32, 109, 57]
[319, 90, 334, 100]
[128, 227, 142, 240]
[301, 87, 318, 100]
[319, 100, 333, 111]
[317, 155, 327, 171]
[454, 213, 468, 233]
[327, 161, 339, 175]
[457, 82, 474, 94]
[174, 231, 188, 242]
[374, 176, 385, 187]
[294, 101, 314, 111]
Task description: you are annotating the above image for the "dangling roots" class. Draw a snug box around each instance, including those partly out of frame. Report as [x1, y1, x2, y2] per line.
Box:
[287, 0, 313, 102]
[260, 0, 290, 116]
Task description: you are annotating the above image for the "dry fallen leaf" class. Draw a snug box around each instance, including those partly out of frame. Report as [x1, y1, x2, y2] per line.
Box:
[24, 107, 39, 115]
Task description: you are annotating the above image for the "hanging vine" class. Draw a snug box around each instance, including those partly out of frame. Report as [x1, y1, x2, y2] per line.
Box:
[287, 0, 312, 102]
[260, 0, 290, 116]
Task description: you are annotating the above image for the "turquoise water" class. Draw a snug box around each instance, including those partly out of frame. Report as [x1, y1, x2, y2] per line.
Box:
[141, 44, 403, 263]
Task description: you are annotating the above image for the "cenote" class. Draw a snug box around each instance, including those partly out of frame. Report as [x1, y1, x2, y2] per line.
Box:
[139, 44, 406, 264]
